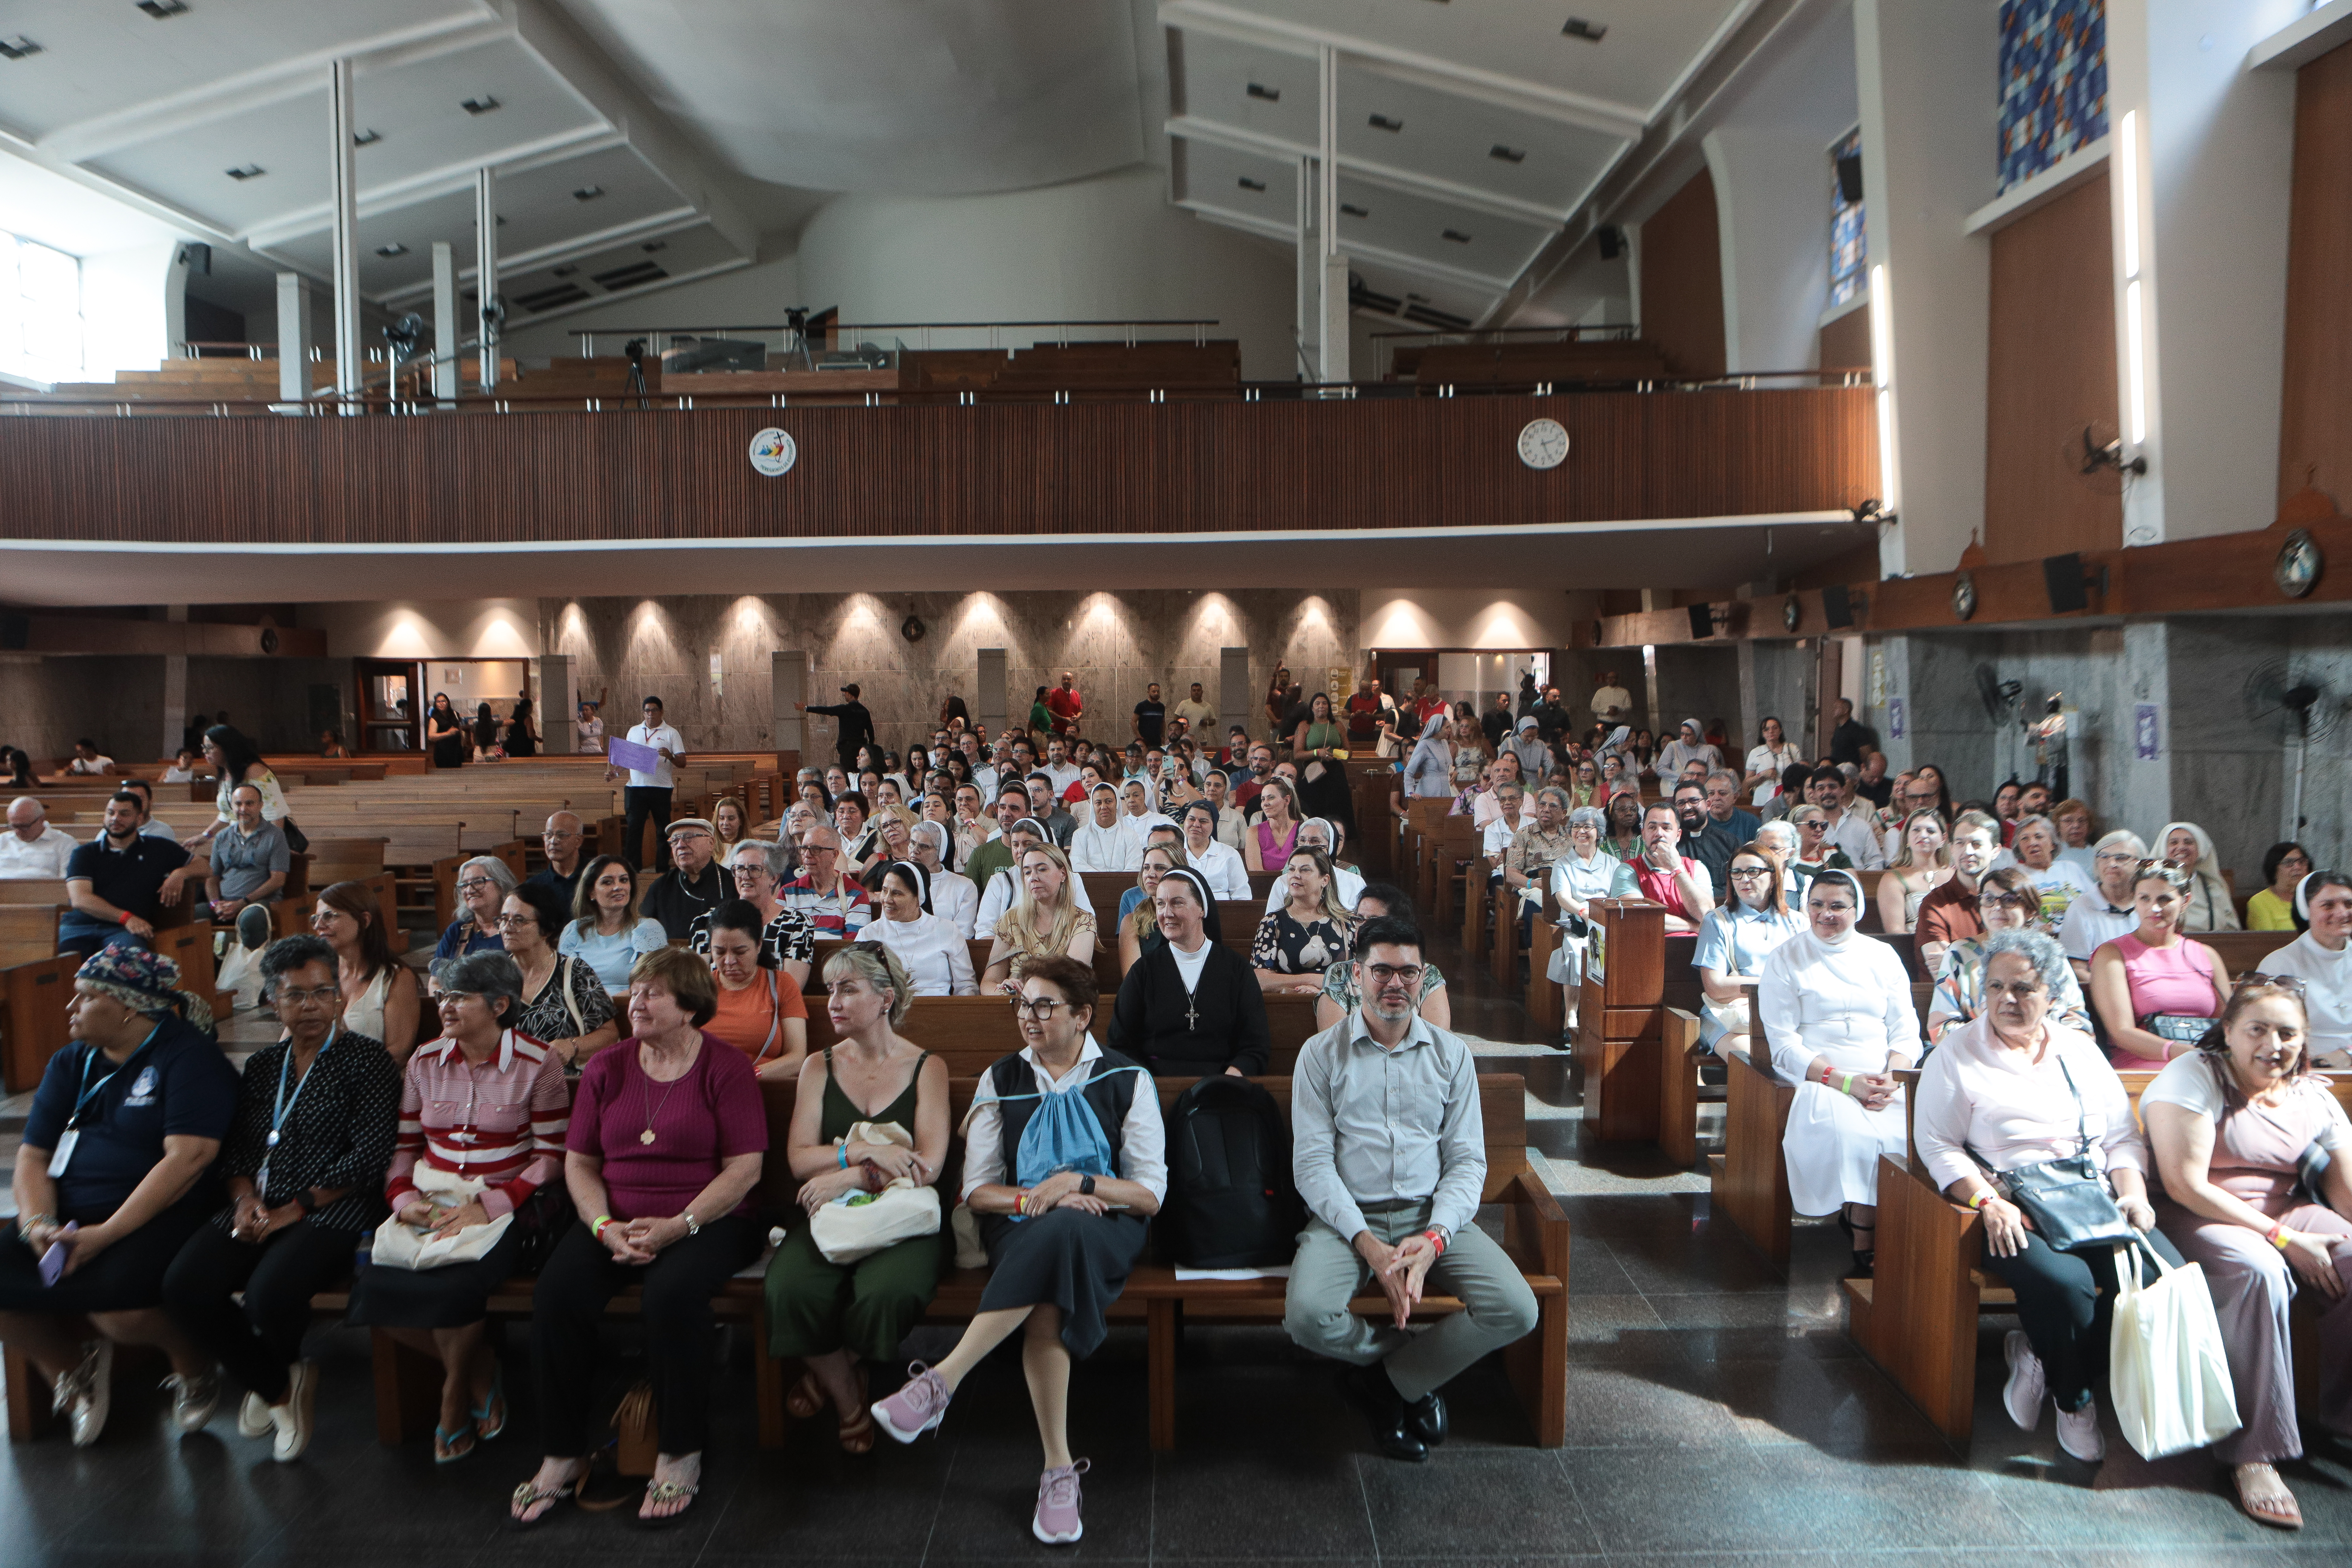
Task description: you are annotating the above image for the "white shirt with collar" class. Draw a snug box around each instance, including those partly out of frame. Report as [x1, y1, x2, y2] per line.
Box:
[1069, 819, 1141, 874]
[2058, 890, 2138, 962]
[1262, 861, 1366, 912]
[960, 1036, 1167, 1201]
[1191, 840, 1253, 901]
[927, 869, 980, 939]
[1043, 762, 1082, 798]
[0, 823, 78, 879]
[623, 722, 684, 790]
[1290, 1009, 1486, 1241]
[1482, 811, 1526, 861]
[1823, 806, 1886, 870]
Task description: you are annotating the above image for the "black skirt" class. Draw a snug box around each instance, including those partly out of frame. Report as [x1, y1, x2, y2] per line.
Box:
[0, 1202, 208, 1314]
[344, 1223, 525, 1329]
[977, 1208, 1148, 1360]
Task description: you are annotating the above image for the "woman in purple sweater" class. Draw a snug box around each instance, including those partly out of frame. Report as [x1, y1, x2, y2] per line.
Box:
[509, 947, 766, 1531]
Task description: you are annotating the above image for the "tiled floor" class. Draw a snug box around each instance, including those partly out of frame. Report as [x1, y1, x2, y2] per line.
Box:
[3, 935, 2347, 1564]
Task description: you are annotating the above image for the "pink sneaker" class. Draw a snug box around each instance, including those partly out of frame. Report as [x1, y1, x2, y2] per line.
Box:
[871, 1363, 953, 1444]
[1032, 1459, 1089, 1545]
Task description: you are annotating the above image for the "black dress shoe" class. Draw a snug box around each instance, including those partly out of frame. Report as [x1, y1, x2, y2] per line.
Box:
[1337, 1364, 1427, 1463]
[1405, 1390, 1447, 1446]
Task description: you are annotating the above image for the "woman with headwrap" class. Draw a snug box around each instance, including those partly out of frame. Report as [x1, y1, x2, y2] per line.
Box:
[2157, 820, 2242, 933]
[0, 946, 239, 1447]
[1655, 718, 1722, 783]
[858, 860, 978, 997]
[1107, 867, 1269, 1077]
[1390, 712, 1455, 822]
[909, 818, 979, 939]
[2251, 870, 2352, 1069]
[1757, 869, 1920, 1277]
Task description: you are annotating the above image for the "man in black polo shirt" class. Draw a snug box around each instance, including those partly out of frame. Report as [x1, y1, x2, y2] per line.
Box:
[520, 810, 587, 910]
[61, 793, 198, 959]
[640, 818, 735, 940]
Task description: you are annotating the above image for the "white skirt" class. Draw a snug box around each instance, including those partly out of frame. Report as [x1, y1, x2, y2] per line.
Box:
[1781, 1079, 1905, 1216]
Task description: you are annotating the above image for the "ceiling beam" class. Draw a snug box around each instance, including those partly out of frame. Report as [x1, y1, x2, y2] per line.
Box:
[482, 253, 756, 328]
[369, 206, 705, 305]
[1167, 116, 1567, 227]
[1173, 196, 1297, 245]
[36, 13, 511, 164]
[1158, 0, 1650, 141]
[237, 126, 627, 248]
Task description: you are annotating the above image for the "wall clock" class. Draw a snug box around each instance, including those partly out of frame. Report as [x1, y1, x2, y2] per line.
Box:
[1952, 571, 1978, 620]
[1516, 418, 1569, 469]
[2276, 529, 2321, 599]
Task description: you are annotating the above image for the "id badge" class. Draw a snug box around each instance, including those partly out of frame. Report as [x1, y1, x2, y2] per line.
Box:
[46, 1129, 79, 1180]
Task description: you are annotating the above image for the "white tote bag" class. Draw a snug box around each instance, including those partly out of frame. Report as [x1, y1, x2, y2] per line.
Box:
[807, 1120, 942, 1265]
[369, 1165, 515, 1270]
[2108, 1240, 2242, 1460]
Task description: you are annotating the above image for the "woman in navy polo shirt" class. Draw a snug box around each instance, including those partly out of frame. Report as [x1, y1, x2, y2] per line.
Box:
[0, 947, 237, 1446]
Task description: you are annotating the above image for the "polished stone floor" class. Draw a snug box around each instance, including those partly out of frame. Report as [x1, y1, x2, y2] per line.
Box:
[3, 933, 2348, 1564]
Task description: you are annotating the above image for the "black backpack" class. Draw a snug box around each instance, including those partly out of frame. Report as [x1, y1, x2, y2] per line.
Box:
[1163, 1075, 1303, 1268]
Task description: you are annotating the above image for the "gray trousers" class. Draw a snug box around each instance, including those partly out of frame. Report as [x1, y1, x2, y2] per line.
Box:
[1283, 1198, 1539, 1403]
[2161, 1202, 2352, 1464]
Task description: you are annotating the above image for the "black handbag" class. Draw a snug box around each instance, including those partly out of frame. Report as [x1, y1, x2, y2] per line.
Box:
[2137, 1012, 2212, 1048]
[1968, 1057, 2139, 1253]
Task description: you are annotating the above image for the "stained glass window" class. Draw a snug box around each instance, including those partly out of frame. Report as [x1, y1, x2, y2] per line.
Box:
[1828, 127, 1865, 308]
[1998, 0, 2109, 193]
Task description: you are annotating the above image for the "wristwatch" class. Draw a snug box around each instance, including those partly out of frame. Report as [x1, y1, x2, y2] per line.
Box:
[1079, 1175, 1096, 1197]
[1426, 1223, 1451, 1248]
[295, 1190, 320, 1214]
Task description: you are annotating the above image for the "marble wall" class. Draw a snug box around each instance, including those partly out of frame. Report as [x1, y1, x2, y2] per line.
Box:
[542, 589, 1360, 757]
[0, 654, 164, 764]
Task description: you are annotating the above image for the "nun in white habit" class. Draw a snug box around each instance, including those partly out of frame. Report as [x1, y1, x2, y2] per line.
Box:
[1757, 867, 1921, 1276]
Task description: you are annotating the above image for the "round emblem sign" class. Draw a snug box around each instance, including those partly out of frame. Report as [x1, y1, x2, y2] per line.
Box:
[748, 427, 797, 478]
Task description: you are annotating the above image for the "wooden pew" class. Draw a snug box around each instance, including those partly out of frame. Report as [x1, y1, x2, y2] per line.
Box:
[1709, 989, 1795, 1272]
[346, 1073, 1567, 1453]
[1851, 1069, 2352, 1441]
[793, 992, 1323, 1075]
[1573, 899, 1667, 1142]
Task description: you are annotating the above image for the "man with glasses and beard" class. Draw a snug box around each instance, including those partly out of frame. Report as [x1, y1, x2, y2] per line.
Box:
[1285, 916, 1539, 1464]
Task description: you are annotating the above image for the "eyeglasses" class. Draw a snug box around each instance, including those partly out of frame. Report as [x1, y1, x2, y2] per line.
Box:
[542, 830, 580, 843]
[274, 985, 340, 1006]
[1011, 997, 1070, 1020]
[1727, 868, 1770, 882]
[1976, 893, 2034, 910]
[2094, 850, 2139, 864]
[492, 914, 537, 930]
[1365, 963, 1425, 988]
[455, 877, 495, 894]
[2237, 972, 2308, 997]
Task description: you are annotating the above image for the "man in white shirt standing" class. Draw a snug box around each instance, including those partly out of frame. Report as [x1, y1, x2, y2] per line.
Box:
[1172, 681, 1217, 743]
[1, 797, 78, 878]
[605, 695, 686, 872]
[576, 699, 606, 756]
[1590, 670, 1633, 727]
[1285, 916, 1539, 1462]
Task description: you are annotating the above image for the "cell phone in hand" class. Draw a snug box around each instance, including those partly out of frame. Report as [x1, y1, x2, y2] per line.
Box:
[39, 1223, 79, 1287]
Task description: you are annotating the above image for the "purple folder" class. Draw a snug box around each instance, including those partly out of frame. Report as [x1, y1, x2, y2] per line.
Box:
[608, 737, 660, 772]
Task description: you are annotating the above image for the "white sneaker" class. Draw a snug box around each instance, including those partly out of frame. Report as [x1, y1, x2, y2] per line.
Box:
[268, 1361, 317, 1463]
[63, 1340, 113, 1448]
[237, 1391, 273, 1438]
[2055, 1397, 2105, 1462]
[2000, 1330, 2045, 1432]
[162, 1367, 220, 1433]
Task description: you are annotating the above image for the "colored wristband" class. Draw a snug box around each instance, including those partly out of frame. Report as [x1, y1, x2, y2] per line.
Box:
[1423, 1229, 1448, 1257]
[2267, 1223, 2291, 1251]
[838, 1144, 850, 1169]
[591, 1214, 614, 1238]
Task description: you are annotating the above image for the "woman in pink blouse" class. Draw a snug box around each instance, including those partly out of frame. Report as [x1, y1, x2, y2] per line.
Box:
[346, 951, 570, 1464]
[511, 946, 766, 1531]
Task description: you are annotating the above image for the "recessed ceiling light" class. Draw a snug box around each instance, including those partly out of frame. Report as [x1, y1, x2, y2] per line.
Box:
[572, 184, 605, 202]
[1562, 17, 1606, 42]
[1441, 228, 1472, 243]
[1368, 113, 1404, 132]
[1237, 176, 1266, 192]
[1246, 81, 1280, 102]
[225, 164, 264, 180]
[461, 95, 500, 115]
[136, 1, 189, 17]
[0, 36, 43, 59]
[374, 242, 409, 257]
[1490, 143, 1527, 164]
[352, 127, 382, 147]
[1340, 202, 1369, 217]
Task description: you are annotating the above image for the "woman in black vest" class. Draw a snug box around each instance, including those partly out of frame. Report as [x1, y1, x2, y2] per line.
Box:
[1107, 868, 1270, 1076]
[867, 955, 1164, 1547]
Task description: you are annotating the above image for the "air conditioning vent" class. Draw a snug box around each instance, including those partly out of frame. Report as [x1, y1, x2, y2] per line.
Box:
[514, 282, 592, 313]
[1246, 82, 1280, 101]
[1368, 113, 1403, 132]
[1238, 176, 1266, 192]
[1490, 144, 1526, 164]
[1563, 17, 1606, 42]
[591, 260, 668, 290]
[1340, 202, 1369, 217]
[1441, 228, 1472, 243]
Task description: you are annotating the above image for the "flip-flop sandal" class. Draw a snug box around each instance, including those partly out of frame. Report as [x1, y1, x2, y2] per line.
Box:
[507, 1473, 579, 1530]
[837, 1407, 876, 1455]
[785, 1370, 825, 1421]
[435, 1423, 477, 1465]
[2235, 1465, 2303, 1530]
[636, 1478, 700, 1530]
[470, 1368, 507, 1442]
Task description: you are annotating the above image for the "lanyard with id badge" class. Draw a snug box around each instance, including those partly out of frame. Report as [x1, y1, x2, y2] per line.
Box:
[47, 1024, 161, 1181]
[255, 1025, 336, 1202]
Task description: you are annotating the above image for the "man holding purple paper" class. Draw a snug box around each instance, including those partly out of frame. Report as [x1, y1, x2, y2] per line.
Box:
[606, 697, 687, 873]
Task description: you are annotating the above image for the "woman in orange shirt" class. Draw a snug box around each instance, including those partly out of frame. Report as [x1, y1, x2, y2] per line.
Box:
[702, 900, 808, 1080]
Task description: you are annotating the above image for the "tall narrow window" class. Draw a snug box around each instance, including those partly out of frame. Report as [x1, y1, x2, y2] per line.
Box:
[1828, 127, 1865, 307]
[1997, 0, 2108, 193]
[2, 228, 83, 382]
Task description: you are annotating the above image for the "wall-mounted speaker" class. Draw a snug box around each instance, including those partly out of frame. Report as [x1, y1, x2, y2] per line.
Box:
[1822, 584, 1854, 629]
[0, 615, 25, 651]
[2043, 553, 2088, 612]
[1687, 603, 1714, 639]
[1836, 153, 1864, 205]
[1597, 224, 1625, 260]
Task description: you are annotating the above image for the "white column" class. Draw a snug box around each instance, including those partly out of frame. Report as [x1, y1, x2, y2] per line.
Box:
[1702, 126, 1834, 375]
[977, 648, 1008, 737]
[770, 651, 805, 765]
[538, 653, 576, 755]
[430, 241, 458, 403]
[1851, 0, 1997, 577]
[326, 59, 362, 408]
[274, 271, 312, 406]
[2105, 0, 2301, 545]
[1316, 44, 1349, 384]
[2119, 620, 2173, 833]
[1220, 647, 1253, 740]
[474, 168, 499, 390]
[1295, 155, 1318, 379]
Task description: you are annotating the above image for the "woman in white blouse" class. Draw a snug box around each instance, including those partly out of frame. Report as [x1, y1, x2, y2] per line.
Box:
[910, 821, 979, 940]
[1913, 929, 2170, 1466]
[857, 861, 977, 996]
[2252, 870, 2352, 1067]
[1546, 805, 1635, 1020]
[1757, 869, 1918, 1277]
[1693, 847, 1804, 1053]
[1180, 801, 1251, 901]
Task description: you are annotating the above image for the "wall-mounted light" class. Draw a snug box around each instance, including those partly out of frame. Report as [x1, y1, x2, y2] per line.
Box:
[2117, 109, 2148, 447]
[1868, 262, 1900, 511]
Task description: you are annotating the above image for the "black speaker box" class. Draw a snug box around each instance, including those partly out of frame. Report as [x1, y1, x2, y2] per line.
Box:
[1687, 603, 1713, 639]
[1822, 585, 1854, 629]
[2043, 553, 2088, 612]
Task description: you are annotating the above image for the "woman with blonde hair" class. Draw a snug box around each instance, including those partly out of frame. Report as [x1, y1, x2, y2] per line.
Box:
[1249, 847, 1353, 995]
[709, 796, 749, 868]
[1118, 843, 1185, 976]
[2158, 820, 2242, 933]
[980, 843, 1096, 994]
[1876, 808, 1953, 935]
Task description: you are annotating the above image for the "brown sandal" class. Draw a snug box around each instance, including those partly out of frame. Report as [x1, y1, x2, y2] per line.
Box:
[785, 1370, 824, 1421]
[2234, 1464, 2303, 1530]
[836, 1364, 873, 1453]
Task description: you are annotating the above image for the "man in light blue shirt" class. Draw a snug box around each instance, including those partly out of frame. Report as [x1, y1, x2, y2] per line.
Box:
[1284, 916, 1538, 1462]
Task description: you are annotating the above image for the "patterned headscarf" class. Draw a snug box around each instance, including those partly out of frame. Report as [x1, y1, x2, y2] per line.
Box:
[75, 944, 214, 1036]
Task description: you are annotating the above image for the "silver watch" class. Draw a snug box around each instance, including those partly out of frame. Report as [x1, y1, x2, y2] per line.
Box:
[681, 1211, 700, 1236]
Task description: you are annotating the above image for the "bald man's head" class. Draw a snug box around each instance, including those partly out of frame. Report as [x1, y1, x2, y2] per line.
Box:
[7, 797, 44, 841]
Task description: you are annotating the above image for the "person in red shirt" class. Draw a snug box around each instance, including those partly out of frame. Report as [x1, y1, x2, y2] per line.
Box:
[1630, 799, 1715, 933]
[1344, 679, 1391, 749]
[1914, 810, 2002, 972]
[1044, 671, 1084, 735]
[1410, 681, 1448, 729]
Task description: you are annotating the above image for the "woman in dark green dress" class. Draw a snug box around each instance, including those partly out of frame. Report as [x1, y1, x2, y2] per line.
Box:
[764, 944, 950, 1452]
